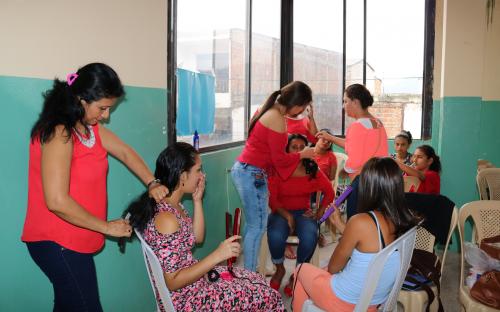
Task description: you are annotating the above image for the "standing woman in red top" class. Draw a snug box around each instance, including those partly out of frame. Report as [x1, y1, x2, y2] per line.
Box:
[22, 63, 168, 311]
[397, 144, 441, 194]
[231, 81, 315, 272]
[316, 84, 388, 219]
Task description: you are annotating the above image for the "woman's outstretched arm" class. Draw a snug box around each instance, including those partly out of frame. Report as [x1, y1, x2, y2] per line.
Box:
[99, 124, 169, 202]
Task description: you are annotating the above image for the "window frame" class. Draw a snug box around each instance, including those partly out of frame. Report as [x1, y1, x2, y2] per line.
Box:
[167, 0, 435, 150]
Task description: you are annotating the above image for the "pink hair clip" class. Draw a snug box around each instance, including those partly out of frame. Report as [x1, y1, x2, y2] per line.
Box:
[66, 73, 79, 86]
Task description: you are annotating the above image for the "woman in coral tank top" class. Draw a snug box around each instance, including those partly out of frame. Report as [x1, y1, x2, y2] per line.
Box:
[21, 63, 168, 311]
[317, 84, 388, 219]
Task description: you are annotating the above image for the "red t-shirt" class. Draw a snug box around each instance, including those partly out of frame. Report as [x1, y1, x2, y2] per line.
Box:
[22, 125, 108, 253]
[238, 121, 300, 180]
[314, 151, 337, 180]
[268, 170, 334, 212]
[286, 117, 317, 144]
[416, 170, 440, 195]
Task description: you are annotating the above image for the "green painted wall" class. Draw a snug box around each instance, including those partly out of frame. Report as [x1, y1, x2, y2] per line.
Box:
[0, 75, 167, 311]
[183, 147, 243, 258]
[435, 97, 500, 206]
[432, 96, 500, 247]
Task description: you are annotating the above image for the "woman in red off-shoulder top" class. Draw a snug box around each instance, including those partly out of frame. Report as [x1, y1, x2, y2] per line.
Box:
[231, 81, 316, 271]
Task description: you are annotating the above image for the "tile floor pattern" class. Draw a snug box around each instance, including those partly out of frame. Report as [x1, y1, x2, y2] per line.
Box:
[236, 232, 462, 311]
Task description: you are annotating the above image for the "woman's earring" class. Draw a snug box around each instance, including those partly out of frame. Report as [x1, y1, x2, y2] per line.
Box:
[182, 182, 185, 186]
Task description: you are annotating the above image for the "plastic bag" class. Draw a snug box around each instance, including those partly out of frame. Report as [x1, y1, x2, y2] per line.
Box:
[464, 242, 500, 272]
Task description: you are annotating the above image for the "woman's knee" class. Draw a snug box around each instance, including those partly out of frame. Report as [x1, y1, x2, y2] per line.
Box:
[267, 223, 288, 243]
[296, 219, 319, 238]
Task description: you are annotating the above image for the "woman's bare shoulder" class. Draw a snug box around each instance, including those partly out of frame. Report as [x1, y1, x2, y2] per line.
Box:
[259, 109, 285, 133]
[154, 211, 180, 235]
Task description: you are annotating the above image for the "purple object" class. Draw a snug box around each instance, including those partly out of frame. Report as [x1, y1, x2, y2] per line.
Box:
[318, 185, 353, 224]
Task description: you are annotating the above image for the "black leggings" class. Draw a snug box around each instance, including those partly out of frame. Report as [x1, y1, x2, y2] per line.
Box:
[346, 175, 360, 219]
[26, 241, 103, 312]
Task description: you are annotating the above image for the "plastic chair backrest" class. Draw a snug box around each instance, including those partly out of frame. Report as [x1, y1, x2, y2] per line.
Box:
[476, 168, 500, 200]
[458, 201, 500, 287]
[403, 175, 421, 193]
[413, 207, 457, 277]
[414, 226, 435, 252]
[302, 225, 418, 312]
[333, 152, 348, 192]
[438, 207, 458, 278]
[134, 229, 176, 312]
[355, 225, 418, 312]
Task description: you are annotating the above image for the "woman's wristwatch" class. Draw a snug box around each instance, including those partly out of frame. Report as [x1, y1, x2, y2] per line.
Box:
[147, 178, 161, 189]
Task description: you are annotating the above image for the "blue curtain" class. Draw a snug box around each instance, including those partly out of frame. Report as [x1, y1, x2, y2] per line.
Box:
[176, 68, 216, 136]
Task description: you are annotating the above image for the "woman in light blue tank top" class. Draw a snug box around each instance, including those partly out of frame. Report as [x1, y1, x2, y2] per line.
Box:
[293, 157, 417, 312]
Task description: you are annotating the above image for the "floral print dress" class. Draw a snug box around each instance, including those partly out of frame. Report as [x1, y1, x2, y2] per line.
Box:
[142, 202, 284, 311]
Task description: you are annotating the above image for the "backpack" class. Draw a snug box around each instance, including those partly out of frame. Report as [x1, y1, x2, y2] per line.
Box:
[402, 249, 444, 312]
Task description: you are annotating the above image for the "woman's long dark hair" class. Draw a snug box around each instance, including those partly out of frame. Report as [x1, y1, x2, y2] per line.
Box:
[345, 83, 373, 109]
[124, 142, 199, 232]
[417, 145, 441, 174]
[248, 81, 312, 134]
[357, 157, 416, 237]
[30, 63, 125, 143]
[286, 133, 318, 179]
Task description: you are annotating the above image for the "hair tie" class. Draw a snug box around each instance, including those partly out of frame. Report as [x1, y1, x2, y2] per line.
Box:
[66, 73, 79, 86]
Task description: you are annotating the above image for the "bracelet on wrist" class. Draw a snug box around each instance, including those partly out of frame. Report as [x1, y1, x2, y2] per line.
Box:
[147, 178, 161, 188]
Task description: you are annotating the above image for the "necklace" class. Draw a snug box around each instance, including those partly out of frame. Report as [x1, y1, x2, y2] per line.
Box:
[74, 126, 96, 148]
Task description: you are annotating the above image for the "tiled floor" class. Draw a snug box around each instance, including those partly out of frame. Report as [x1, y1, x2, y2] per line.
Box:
[237, 231, 462, 311]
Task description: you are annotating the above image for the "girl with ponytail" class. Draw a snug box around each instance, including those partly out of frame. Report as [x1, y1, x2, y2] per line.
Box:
[231, 81, 316, 272]
[22, 63, 168, 311]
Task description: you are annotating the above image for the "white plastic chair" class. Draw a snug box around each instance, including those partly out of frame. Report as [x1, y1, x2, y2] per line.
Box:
[333, 152, 348, 193]
[302, 225, 419, 312]
[135, 229, 176, 312]
[328, 152, 348, 241]
[397, 207, 458, 312]
[476, 168, 500, 200]
[458, 201, 500, 312]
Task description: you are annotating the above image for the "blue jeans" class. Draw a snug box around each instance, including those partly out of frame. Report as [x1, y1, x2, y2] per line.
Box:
[231, 161, 269, 271]
[267, 210, 319, 265]
[26, 241, 103, 312]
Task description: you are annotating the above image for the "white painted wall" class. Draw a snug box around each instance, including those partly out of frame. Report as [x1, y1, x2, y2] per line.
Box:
[0, 0, 167, 88]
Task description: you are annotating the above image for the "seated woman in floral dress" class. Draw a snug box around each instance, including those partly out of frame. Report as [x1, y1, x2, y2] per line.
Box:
[125, 142, 284, 311]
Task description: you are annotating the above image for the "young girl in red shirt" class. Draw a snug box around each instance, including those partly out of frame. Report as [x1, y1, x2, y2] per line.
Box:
[314, 128, 338, 181]
[267, 134, 334, 296]
[397, 145, 441, 194]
